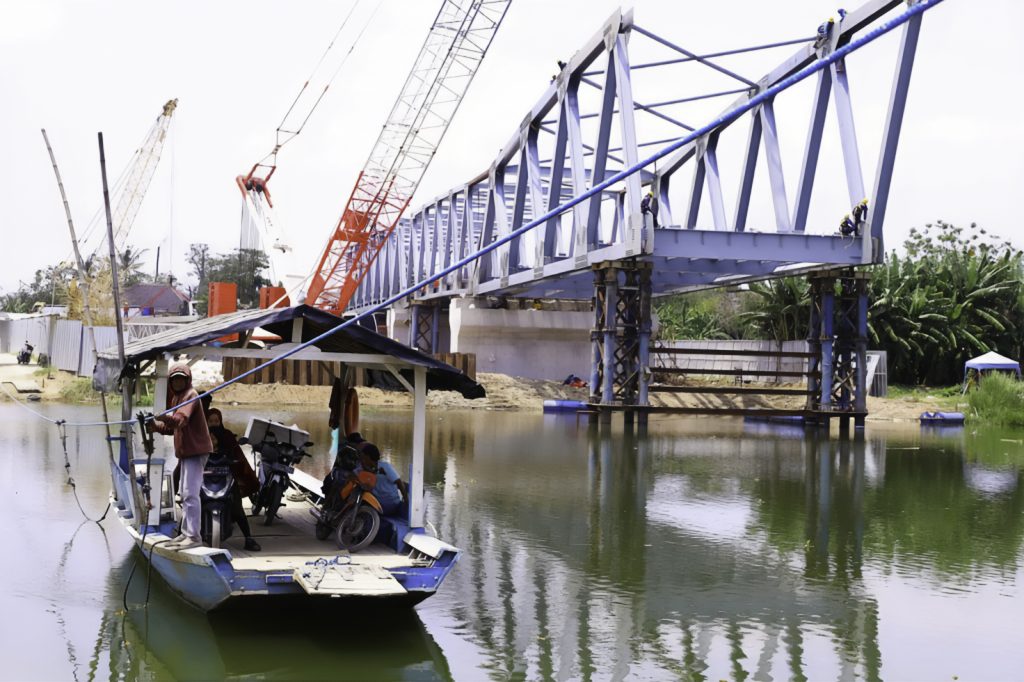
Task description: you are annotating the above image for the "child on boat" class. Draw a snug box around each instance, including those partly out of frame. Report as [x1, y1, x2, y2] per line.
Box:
[147, 364, 212, 550]
[206, 408, 262, 551]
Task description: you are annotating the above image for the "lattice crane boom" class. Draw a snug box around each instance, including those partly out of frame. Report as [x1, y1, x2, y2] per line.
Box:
[305, 0, 512, 314]
[106, 99, 177, 252]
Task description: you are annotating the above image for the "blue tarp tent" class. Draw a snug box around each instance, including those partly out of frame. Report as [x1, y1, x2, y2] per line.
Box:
[963, 351, 1021, 390]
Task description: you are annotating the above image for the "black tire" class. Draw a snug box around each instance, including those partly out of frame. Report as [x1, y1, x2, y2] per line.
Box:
[315, 520, 333, 541]
[335, 505, 380, 553]
[210, 510, 222, 549]
[263, 480, 283, 526]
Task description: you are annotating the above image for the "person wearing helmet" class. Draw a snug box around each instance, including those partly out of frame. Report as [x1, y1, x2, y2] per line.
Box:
[641, 190, 659, 228]
[148, 363, 213, 550]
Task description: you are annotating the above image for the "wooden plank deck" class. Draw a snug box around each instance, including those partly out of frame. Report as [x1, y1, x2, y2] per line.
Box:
[227, 495, 413, 572]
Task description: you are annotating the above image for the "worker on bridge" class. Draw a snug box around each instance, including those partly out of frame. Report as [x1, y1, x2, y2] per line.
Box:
[641, 191, 659, 228]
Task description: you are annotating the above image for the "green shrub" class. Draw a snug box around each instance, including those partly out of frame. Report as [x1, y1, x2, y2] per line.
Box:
[966, 372, 1024, 426]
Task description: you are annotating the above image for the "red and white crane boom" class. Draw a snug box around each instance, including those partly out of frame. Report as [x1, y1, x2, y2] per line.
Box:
[304, 0, 512, 314]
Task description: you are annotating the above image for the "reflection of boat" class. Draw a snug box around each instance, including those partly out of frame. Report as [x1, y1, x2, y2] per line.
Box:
[97, 306, 480, 611]
[107, 555, 452, 679]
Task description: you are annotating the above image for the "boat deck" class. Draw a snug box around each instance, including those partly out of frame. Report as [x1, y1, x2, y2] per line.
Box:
[225, 494, 414, 572]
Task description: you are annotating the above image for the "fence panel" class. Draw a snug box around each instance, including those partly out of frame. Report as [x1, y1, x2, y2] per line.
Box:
[79, 327, 119, 376]
[51, 320, 84, 372]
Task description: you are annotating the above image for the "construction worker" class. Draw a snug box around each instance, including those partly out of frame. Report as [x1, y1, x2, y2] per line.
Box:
[641, 190, 659, 228]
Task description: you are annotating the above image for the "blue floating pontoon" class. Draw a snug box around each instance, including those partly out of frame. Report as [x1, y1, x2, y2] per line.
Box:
[919, 411, 965, 425]
[543, 399, 588, 413]
[743, 415, 807, 425]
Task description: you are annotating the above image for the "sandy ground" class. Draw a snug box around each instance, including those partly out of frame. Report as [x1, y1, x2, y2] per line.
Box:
[0, 354, 957, 422]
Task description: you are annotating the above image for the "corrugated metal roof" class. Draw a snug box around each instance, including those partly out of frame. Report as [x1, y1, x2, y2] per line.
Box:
[95, 305, 484, 398]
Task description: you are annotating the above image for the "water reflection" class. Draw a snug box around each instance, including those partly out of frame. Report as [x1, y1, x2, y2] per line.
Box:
[4, 405, 1024, 680]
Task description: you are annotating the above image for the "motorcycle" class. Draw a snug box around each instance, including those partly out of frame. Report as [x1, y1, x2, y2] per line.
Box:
[199, 449, 235, 549]
[311, 444, 382, 552]
[16, 344, 33, 365]
[240, 431, 311, 526]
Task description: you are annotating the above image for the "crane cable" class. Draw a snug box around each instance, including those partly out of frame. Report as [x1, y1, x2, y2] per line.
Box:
[257, 0, 384, 167]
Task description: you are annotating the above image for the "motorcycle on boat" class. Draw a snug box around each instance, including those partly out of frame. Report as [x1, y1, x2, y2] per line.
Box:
[239, 431, 312, 526]
[311, 443, 382, 552]
[199, 449, 234, 548]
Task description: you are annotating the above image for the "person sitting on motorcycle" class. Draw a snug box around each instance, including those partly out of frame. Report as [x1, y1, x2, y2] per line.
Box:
[18, 341, 33, 363]
[357, 442, 407, 517]
[148, 364, 212, 551]
[207, 408, 261, 552]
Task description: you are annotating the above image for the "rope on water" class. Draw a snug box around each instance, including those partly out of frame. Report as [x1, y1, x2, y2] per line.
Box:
[56, 419, 111, 524]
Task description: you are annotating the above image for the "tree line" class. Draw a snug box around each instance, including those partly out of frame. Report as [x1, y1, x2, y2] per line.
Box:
[655, 222, 1024, 386]
[1, 243, 270, 319]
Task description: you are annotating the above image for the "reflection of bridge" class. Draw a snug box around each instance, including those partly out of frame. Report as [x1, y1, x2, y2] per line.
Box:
[340, 0, 937, 426]
[399, 415, 893, 680]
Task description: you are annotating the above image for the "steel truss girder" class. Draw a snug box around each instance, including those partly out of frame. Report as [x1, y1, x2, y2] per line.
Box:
[345, 0, 923, 316]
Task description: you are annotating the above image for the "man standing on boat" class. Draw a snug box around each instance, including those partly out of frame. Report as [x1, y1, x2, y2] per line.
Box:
[148, 364, 213, 550]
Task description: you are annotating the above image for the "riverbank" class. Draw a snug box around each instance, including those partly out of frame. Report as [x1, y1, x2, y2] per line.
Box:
[0, 354, 961, 421]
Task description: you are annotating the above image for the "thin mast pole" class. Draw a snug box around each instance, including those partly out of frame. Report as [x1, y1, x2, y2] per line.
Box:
[41, 128, 115, 462]
[99, 133, 133, 451]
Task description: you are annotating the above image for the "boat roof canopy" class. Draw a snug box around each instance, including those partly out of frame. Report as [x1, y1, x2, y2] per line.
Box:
[94, 304, 485, 398]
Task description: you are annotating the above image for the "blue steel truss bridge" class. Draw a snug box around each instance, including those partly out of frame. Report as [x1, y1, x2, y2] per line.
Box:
[343, 0, 933, 427]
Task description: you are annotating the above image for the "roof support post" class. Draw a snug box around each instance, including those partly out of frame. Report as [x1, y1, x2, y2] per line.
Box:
[409, 365, 427, 528]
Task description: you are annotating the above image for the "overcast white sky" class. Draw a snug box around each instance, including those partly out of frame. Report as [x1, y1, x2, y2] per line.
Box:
[1, 0, 1019, 294]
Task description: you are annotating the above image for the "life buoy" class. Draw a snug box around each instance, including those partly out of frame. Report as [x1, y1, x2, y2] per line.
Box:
[343, 387, 360, 436]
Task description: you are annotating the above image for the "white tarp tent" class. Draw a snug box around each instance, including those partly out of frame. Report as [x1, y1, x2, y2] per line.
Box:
[963, 351, 1021, 391]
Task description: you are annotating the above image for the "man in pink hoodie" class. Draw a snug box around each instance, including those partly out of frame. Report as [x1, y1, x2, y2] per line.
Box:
[148, 363, 213, 550]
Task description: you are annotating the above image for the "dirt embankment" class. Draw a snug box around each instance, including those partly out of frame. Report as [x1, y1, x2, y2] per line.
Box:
[0, 353, 954, 422]
[211, 372, 590, 412]
[209, 373, 949, 421]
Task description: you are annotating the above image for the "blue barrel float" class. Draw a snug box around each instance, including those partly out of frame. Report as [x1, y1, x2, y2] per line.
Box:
[919, 411, 965, 425]
[543, 400, 588, 413]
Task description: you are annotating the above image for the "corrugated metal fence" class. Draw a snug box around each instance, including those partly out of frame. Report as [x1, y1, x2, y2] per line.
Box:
[0, 316, 121, 376]
[656, 339, 888, 397]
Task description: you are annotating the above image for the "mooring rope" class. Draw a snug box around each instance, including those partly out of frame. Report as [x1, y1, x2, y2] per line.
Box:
[56, 419, 112, 524]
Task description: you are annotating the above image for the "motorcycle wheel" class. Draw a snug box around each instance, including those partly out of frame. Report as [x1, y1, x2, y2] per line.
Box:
[335, 505, 380, 553]
[263, 480, 284, 526]
[210, 510, 222, 549]
[315, 519, 333, 541]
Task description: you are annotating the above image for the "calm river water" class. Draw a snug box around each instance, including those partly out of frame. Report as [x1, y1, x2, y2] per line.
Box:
[2, 403, 1023, 680]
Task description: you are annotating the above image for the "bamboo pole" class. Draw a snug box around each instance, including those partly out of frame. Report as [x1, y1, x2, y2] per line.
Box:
[41, 128, 115, 463]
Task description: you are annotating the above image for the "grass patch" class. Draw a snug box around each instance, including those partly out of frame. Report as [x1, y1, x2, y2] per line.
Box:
[59, 378, 104, 404]
[886, 384, 961, 407]
[966, 372, 1024, 427]
[57, 377, 153, 406]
